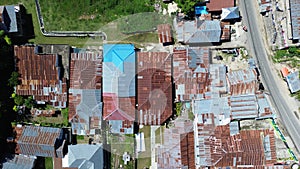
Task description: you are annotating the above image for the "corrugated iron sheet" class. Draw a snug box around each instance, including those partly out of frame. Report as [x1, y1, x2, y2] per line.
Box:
[227, 69, 258, 95]
[15, 46, 67, 108]
[157, 24, 173, 44]
[137, 52, 173, 125]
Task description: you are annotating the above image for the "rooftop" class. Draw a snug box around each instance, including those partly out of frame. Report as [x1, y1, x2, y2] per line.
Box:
[17, 125, 64, 157]
[3, 5, 18, 32]
[157, 24, 173, 44]
[68, 51, 103, 135]
[137, 52, 173, 125]
[206, 0, 235, 12]
[173, 47, 210, 101]
[67, 144, 103, 169]
[286, 71, 300, 93]
[157, 121, 193, 169]
[195, 120, 277, 167]
[15, 45, 67, 108]
[2, 154, 36, 169]
[175, 19, 221, 44]
[289, 0, 300, 40]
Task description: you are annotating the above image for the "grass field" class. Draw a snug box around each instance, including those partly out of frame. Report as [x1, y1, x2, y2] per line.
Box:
[137, 126, 151, 169]
[1, 0, 164, 46]
[39, 0, 156, 31]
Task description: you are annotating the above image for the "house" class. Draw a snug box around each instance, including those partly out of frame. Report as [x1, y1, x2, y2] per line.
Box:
[103, 44, 136, 134]
[63, 144, 103, 169]
[174, 19, 221, 45]
[289, 0, 300, 41]
[221, 22, 231, 41]
[2, 154, 36, 169]
[0, 5, 34, 37]
[173, 47, 210, 101]
[157, 121, 194, 169]
[16, 125, 66, 158]
[15, 45, 67, 108]
[227, 68, 258, 96]
[137, 52, 173, 125]
[220, 7, 240, 20]
[286, 71, 300, 93]
[157, 24, 173, 45]
[68, 51, 103, 135]
[193, 112, 277, 168]
[206, 0, 235, 12]
[207, 64, 228, 98]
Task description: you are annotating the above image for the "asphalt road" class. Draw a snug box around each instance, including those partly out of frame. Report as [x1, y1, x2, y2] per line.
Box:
[240, 0, 300, 154]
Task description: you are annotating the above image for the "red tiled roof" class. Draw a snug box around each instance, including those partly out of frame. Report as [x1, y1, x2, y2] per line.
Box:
[137, 52, 173, 125]
[157, 24, 173, 44]
[206, 0, 235, 12]
[180, 132, 195, 169]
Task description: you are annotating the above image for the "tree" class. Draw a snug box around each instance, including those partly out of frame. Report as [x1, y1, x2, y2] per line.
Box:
[8, 72, 20, 87]
[14, 95, 24, 106]
[174, 0, 204, 16]
[24, 96, 35, 108]
[288, 46, 298, 55]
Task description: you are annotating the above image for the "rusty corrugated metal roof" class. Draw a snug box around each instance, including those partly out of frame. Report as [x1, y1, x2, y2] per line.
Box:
[15, 45, 67, 108]
[227, 68, 258, 95]
[157, 24, 173, 44]
[68, 51, 103, 135]
[173, 47, 210, 101]
[17, 125, 64, 157]
[195, 118, 277, 167]
[157, 121, 193, 169]
[137, 52, 173, 125]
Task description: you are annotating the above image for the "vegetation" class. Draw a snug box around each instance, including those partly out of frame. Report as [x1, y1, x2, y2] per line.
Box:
[137, 126, 151, 169]
[175, 102, 182, 116]
[24, 96, 35, 108]
[45, 157, 53, 169]
[61, 108, 69, 127]
[274, 47, 300, 68]
[174, 0, 204, 16]
[39, 0, 156, 31]
[188, 110, 195, 120]
[76, 135, 85, 140]
[8, 72, 20, 87]
[13, 95, 24, 106]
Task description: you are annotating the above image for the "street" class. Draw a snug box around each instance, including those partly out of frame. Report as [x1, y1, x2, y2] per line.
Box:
[240, 0, 300, 154]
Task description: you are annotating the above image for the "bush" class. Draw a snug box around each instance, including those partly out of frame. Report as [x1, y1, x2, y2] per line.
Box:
[14, 95, 24, 106]
[274, 50, 287, 60]
[8, 72, 20, 87]
[24, 96, 35, 108]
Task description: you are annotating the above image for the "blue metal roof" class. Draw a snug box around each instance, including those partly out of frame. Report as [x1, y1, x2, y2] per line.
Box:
[286, 71, 300, 93]
[221, 7, 240, 20]
[290, 0, 300, 40]
[195, 6, 208, 15]
[103, 44, 135, 72]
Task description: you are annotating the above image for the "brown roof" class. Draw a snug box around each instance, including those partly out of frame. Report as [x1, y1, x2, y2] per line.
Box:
[15, 45, 67, 108]
[173, 47, 210, 101]
[221, 22, 231, 41]
[195, 116, 277, 167]
[206, 0, 235, 12]
[157, 24, 173, 44]
[137, 52, 173, 125]
[180, 132, 195, 169]
[69, 52, 102, 90]
[68, 52, 103, 134]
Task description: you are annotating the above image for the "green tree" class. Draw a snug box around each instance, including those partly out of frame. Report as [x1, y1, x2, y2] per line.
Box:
[288, 46, 298, 55]
[8, 72, 20, 87]
[274, 50, 287, 60]
[24, 96, 35, 108]
[4, 35, 11, 45]
[174, 0, 204, 15]
[14, 95, 24, 106]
